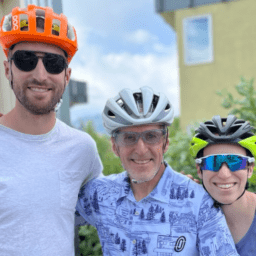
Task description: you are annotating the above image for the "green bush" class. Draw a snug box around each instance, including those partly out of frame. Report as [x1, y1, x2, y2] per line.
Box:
[165, 117, 199, 178]
[78, 225, 102, 256]
[83, 121, 123, 176]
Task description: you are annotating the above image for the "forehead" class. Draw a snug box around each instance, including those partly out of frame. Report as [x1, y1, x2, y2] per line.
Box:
[11, 42, 65, 56]
[119, 124, 163, 133]
[204, 143, 246, 156]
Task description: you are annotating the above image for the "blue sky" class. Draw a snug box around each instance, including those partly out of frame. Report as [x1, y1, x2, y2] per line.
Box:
[62, 0, 179, 117]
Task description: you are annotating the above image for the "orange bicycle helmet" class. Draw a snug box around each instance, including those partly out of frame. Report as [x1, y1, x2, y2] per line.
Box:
[0, 4, 77, 63]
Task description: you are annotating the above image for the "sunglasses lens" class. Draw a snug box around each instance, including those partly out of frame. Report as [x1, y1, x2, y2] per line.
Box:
[143, 130, 163, 144]
[43, 53, 66, 74]
[13, 51, 38, 71]
[117, 133, 138, 146]
[201, 155, 248, 172]
[226, 155, 247, 171]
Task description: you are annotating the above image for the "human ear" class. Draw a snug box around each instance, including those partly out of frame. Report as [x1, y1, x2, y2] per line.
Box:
[248, 163, 254, 179]
[65, 67, 71, 87]
[163, 137, 169, 153]
[196, 164, 203, 179]
[111, 137, 119, 157]
[4, 60, 11, 80]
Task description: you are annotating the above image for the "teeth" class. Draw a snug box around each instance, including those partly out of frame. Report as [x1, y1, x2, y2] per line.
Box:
[133, 160, 151, 164]
[30, 88, 49, 92]
[217, 184, 234, 189]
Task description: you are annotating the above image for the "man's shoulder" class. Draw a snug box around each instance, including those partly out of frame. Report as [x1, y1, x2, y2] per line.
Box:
[56, 119, 96, 144]
[169, 167, 205, 189]
[166, 166, 208, 199]
[79, 172, 127, 197]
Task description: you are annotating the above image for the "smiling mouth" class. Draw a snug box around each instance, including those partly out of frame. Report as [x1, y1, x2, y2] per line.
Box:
[214, 183, 236, 189]
[28, 87, 52, 92]
[132, 159, 152, 164]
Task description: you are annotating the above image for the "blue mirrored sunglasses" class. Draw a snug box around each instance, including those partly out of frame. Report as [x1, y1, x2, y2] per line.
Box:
[195, 154, 255, 172]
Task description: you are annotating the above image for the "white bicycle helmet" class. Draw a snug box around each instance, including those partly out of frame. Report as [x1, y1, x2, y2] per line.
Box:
[102, 86, 174, 135]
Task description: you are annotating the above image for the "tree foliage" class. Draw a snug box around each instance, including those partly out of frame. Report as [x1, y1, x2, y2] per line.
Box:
[78, 225, 102, 256]
[83, 121, 123, 176]
[164, 117, 199, 178]
[216, 77, 256, 124]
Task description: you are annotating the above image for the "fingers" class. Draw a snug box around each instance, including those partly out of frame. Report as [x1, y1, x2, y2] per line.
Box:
[180, 171, 200, 184]
[187, 174, 194, 179]
[194, 179, 200, 184]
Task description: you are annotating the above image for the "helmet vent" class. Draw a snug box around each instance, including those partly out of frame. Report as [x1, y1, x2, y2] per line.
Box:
[20, 14, 28, 31]
[116, 99, 124, 106]
[67, 23, 76, 41]
[52, 19, 61, 36]
[152, 95, 159, 110]
[165, 103, 170, 112]
[107, 110, 116, 118]
[35, 9, 46, 33]
[35, 9, 46, 18]
[117, 98, 132, 115]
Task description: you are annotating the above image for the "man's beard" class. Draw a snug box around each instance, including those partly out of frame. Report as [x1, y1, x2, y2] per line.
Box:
[13, 78, 64, 115]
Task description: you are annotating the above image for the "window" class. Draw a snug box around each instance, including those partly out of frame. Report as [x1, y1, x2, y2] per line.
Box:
[183, 14, 213, 65]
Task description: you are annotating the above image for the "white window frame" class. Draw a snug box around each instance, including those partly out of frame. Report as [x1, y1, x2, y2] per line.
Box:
[183, 14, 214, 66]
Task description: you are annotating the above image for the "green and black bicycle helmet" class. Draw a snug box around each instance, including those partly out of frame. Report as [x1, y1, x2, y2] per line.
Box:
[190, 115, 256, 160]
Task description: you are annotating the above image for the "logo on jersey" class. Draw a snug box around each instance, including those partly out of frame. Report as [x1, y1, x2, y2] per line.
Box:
[174, 236, 186, 252]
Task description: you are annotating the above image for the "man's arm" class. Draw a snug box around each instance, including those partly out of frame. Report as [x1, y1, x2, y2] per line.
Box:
[79, 140, 103, 188]
[76, 181, 98, 227]
[197, 193, 239, 256]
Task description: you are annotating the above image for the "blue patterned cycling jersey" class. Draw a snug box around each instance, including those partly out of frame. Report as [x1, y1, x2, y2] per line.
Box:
[76, 165, 239, 256]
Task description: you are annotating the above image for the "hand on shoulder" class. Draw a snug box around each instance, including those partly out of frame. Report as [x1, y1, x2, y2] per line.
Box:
[180, 171, 200, 184]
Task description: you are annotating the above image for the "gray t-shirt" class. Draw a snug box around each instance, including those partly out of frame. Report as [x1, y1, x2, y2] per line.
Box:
[0, 119, 103, 256]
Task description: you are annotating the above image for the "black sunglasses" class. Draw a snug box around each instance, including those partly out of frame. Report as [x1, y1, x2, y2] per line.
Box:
[10, 50, 67, 74]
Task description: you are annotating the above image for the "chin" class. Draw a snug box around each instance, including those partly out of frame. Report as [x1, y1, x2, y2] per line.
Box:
[213, 196, 236, 205]
[131, 171, 158, 182]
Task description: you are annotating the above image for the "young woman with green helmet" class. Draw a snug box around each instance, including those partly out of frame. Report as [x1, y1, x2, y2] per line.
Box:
[190, 115, 256, 255]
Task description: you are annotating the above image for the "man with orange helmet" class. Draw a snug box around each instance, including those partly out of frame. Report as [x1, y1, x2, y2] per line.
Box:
[0, 5, 102, 256]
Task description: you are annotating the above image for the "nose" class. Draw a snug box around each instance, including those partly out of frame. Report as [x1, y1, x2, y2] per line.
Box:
[32, 58, 48, 82]
[134, 137, 149, 155]
[217, 163, 232, 179]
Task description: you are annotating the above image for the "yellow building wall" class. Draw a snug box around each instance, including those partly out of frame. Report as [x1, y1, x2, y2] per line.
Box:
[161, 0, 256, 130]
